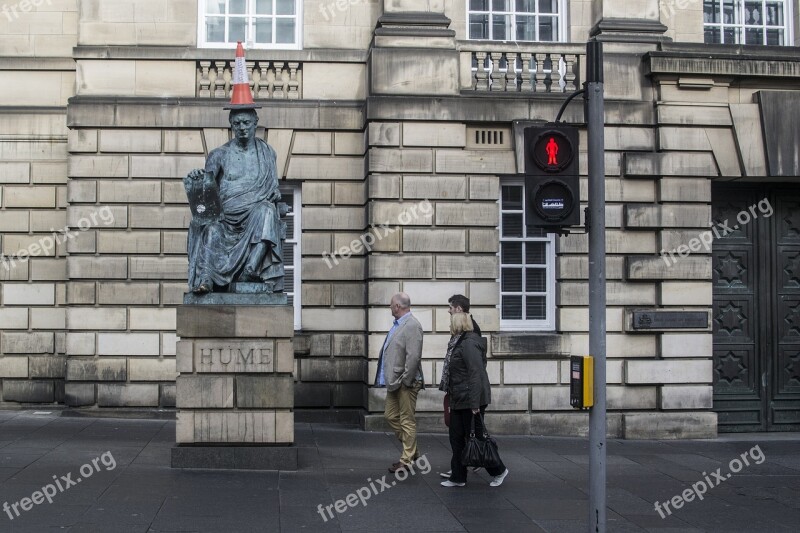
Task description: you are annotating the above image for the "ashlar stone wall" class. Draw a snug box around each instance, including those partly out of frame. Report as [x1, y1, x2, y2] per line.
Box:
[0, 0, 77, 405]
[0, 112, 70, 404]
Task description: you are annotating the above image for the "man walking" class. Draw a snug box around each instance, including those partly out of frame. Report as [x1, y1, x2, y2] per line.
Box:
[374, 292, 424, 473]
[448, 294, 481, 334]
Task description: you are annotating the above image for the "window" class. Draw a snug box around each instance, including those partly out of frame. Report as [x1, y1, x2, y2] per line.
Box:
[468, 0, 563, 42]
[279, 184, 301, 329]
[200, 0, 301, 49]
[499, 179, 556, 330]
[703, 0, 792, 45]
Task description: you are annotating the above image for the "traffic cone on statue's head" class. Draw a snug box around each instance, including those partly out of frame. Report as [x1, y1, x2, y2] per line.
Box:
[224, 41, 261, 109]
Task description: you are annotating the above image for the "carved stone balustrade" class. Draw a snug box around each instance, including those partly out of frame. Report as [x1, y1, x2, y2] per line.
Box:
[197, 59, 302, 100]
[459, 42, 585, 94]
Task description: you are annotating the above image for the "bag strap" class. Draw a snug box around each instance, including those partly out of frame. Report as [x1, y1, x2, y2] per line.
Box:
[479, 412, 491, 439]
[469, 412, 477, 437]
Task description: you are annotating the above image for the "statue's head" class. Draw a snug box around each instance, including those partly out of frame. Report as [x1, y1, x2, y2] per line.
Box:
[229, 108, 259, 142]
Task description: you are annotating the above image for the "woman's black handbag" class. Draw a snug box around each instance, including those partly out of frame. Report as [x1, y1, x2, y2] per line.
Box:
[461, 413, 502, 469]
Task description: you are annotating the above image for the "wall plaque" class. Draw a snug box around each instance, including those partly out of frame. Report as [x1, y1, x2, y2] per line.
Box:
[631, 311, 708, 331]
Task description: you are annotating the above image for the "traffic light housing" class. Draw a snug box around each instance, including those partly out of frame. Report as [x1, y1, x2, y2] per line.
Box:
[524, 124, 580, 228]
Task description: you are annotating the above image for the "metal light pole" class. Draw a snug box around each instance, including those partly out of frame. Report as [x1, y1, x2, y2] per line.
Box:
[586, 39, 607, 533]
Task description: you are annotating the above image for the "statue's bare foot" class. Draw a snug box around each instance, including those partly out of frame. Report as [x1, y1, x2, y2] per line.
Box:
[193, 283, 212, 294]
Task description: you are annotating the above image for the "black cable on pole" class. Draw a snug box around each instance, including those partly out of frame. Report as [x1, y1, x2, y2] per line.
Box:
[555, 88, 585, 123]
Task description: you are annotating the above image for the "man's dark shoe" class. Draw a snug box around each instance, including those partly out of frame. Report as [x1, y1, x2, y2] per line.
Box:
[388, 462, 410, 474]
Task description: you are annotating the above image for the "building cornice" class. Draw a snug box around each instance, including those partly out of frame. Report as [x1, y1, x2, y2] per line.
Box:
[0, 57, 75, 70]
[646, 44, 800, 79]
[66, 97, 365, 130]
[72, 46, 368, 63]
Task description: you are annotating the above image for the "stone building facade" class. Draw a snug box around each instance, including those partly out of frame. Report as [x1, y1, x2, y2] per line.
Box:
[1, 0, 799, 438]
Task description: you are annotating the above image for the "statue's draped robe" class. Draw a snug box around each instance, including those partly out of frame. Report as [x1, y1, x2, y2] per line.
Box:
[187, 138, 284, 290]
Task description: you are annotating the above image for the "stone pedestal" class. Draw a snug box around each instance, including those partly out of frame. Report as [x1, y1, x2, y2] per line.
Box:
[171, 305, 297, 470]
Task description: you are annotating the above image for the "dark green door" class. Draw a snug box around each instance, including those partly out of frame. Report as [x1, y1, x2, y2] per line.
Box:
[712, 184, 800, 431]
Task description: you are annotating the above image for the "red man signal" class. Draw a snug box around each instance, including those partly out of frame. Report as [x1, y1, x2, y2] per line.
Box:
[546, 137, 559, 165]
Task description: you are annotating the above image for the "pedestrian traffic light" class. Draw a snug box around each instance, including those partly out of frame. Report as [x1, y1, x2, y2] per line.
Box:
[524, 124, 580, 228]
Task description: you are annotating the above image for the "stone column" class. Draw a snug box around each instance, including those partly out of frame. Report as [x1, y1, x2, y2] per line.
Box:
[589, 0, 671, 42]
[370, 0, 459, 96]
[171, 305, 297, 470]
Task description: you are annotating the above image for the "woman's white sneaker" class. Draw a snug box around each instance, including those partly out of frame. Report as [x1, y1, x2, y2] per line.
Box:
[440, 480, 465, 487]
[489, 469, 509, 487]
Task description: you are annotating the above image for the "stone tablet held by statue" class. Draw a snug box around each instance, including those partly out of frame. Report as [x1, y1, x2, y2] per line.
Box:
[184, 170, 223, 225]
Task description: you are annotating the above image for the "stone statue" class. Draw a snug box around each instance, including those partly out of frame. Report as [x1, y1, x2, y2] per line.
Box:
[184, 108, 288, 302]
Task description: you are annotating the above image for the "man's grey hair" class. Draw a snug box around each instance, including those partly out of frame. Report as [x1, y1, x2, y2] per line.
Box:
[392, 292, 411, 309]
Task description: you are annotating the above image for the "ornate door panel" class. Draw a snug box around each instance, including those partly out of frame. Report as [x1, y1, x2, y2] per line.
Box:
[770, 193, 800, 429]
[712, 185, 800, 432]
[712, 186, 764, 431]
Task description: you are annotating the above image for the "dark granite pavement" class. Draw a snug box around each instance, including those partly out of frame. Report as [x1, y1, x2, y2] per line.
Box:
[0, 410, 798, 532]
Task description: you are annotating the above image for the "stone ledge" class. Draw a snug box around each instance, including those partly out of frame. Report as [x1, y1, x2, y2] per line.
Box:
[490, 333, 567, 358]
[589, 18, 671, 43]
[0, 58, 76, 71]
[171, 445, 298, 470]
[648, 46, 800, 78]
[623, 412, 717, 439]
[74, 46, 367, 63]
[366, 96, 655, 125]
[67, 98, 366, 130]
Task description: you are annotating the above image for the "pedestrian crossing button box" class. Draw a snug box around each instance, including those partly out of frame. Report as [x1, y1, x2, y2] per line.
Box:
[569, 355, 593, 409]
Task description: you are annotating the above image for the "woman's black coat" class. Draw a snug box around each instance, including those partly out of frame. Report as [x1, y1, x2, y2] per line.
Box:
[447, 331, 491, 410]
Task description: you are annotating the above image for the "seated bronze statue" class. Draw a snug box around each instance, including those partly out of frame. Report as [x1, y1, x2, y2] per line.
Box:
[184, 108, 287, 295]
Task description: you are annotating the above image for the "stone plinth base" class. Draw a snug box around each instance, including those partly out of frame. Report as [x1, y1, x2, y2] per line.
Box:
[171, 445, 298, 470]
[173, 305, 295, 468]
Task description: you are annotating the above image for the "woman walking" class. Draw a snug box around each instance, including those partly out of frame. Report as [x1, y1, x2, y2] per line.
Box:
[440, 312, 509, 487]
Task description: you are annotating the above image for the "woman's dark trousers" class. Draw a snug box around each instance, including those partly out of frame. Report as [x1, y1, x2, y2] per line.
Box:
[448, 406, 506, 483]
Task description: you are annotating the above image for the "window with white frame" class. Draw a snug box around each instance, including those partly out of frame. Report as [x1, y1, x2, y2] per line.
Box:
[279, 184, 301, 329]
[499, 179, 556, 330]
[200, 0, 301, 49]
[468, 0, 563, 41]
[703, 0, 792, 45]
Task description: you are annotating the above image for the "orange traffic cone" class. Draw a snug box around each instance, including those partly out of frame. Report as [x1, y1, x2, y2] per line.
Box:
[224, 41, 260, 109]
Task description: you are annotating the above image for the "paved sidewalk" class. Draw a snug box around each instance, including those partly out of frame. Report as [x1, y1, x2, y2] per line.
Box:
[0, 411, 798, 532]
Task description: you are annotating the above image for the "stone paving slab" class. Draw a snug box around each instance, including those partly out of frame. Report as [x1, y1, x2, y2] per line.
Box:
[0, 411, 798, 532]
